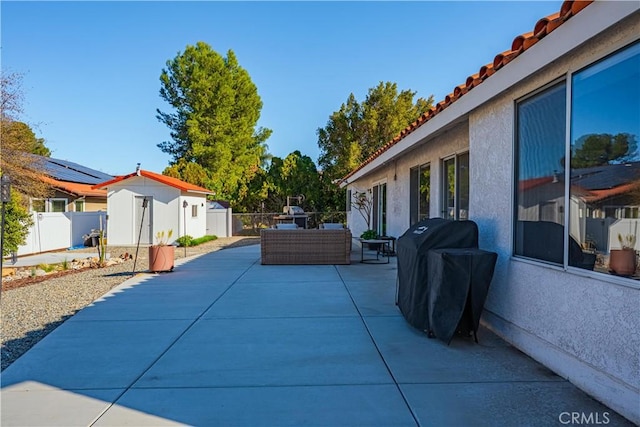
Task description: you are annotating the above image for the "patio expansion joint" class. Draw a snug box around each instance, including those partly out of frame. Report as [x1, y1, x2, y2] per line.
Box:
[334, 265, 421, 427]
[88, 257, 261, 427]
[128, 382, 399, 391]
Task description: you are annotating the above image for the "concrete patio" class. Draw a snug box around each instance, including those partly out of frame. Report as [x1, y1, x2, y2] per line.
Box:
[0, 244, 630, 426]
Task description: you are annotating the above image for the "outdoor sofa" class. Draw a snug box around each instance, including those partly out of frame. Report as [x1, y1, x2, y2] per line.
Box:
[260, 228, 352, 265]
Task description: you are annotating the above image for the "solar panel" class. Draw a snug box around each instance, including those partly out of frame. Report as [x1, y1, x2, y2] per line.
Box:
[43, 157, 114, 184]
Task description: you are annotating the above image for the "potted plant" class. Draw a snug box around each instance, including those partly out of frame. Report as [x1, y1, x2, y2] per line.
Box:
[149, 230, 175, 272]
[609, 232, 637, 276]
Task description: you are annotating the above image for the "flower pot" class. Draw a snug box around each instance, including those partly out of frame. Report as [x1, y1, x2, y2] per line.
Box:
[149, 245, 175, 272]
[609, 249, 636, 276]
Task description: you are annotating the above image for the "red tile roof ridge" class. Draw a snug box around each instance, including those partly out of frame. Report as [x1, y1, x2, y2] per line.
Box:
[93, 169, 213, 194]
[534, 13, 562, 38]
[512, 31, 535, 52]
[43, 176, 108, 198]
[493, 49, 519, 70]
[341, 0, 594, 184]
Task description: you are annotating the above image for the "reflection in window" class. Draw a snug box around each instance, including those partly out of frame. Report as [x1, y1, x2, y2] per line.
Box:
[32, 199, 45, 212]
[410, 163, 430, 225]
[372, 183, 387, 236]
[443, 153, 469, 221]
[75, 200, 84, 212]
[50, 199, 67, 212]
[571, 42, 640, 278]
[514, 82, 567, 265]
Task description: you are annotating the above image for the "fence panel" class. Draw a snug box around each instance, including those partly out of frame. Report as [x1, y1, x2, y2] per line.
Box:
[16, 211, 107, 256]
[18, 213, 71, 256]
[206, 208, 232, 238]
[232, 212, 346, 235]
[70, 211, 107, 247]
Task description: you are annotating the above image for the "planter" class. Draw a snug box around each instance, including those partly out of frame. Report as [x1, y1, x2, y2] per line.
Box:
[149, 245, 175, 272]
[609, 248, 636, 276]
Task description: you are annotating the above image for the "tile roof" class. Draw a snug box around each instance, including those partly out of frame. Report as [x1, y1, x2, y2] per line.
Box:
[92, 169, 213, 194]
[43, 176, 108, 198]
[342, 0, 594, 183]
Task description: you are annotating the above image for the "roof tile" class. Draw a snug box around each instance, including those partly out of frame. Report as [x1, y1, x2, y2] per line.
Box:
[93, 170, 213, 194]
[341, 1, 595, 184]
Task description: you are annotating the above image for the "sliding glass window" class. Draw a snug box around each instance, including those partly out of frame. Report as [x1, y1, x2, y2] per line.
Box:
[514, 41, 640, 280]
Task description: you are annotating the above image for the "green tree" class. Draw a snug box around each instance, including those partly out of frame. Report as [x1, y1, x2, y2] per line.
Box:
[266, 151, 322, 213]
[4, 121, 50, 157]
[1, 71, 51, 255]
[162, 159, 210, 189]
[572, 133, 637, 168]
[157, 42, 272, 203]
[2, 191, 33, 256]
[318, 81, 434, 182]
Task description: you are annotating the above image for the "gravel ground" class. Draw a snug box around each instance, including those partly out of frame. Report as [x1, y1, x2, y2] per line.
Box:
[1, 236, 259, 371]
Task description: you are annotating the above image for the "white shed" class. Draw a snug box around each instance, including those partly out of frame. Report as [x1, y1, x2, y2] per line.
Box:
[93, 169, 213, 246]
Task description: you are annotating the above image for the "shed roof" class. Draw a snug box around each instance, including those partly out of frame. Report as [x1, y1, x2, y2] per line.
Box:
[341, 0, 595, 184]
[43, 176, 108, 198]
[93, 169, 213, 195]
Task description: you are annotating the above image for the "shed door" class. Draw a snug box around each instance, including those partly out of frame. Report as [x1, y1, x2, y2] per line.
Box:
[134, 196, 153, 244]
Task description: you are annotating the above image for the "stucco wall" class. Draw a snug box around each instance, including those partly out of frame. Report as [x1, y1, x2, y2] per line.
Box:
[347, 122, 469, 239]
[469, 14, 640, 423]
[346, 9, 639, 423]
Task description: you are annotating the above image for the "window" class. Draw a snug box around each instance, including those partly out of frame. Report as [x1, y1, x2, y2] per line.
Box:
[346, 189, 352, 212]
[50, 199, 67, 212]
[570, 42, 640, 278]
[191, 205, 198, 217]
[372, 183, 387, 236]
[75, 200, 85, 212]
[514, 82, 567, 265]
[31, 198, 68, 212]
[32, 199, 45, 212]
[442, 153, 469, 220]
[514, 42, 640, 280]
[410, 163, 430, 225]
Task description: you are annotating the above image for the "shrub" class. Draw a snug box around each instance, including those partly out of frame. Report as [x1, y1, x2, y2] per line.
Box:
[360, 229, 378, 240]
[176, 235, 194, 247]
[192, 235, 217, 245]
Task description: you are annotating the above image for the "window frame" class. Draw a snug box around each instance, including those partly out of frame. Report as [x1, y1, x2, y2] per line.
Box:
[512, 41, 640, 286]
[441, 152, 469, 221]
[410, 163, 431, 225]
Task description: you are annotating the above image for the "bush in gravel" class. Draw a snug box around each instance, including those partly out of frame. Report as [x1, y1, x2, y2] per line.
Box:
[176, 235, 194, 247]
[176, 235, 217, 247]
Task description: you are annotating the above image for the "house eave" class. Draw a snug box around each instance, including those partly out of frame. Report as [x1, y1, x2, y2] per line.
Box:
[340, 1, 639, 188]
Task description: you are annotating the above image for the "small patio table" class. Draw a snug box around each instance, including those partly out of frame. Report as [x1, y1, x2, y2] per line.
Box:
[360, 239, 390, 264]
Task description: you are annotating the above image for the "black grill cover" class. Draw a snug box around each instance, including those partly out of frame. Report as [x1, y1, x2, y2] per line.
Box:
[396, 218, 479, 331]
[428, 248, 497, 344]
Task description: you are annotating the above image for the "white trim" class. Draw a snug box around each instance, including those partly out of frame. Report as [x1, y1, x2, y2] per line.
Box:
[342, 1, 640, 186]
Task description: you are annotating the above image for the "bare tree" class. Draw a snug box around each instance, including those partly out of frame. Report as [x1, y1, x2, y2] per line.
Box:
[0, 71, 50, 198]
[352, 189, 372, 230]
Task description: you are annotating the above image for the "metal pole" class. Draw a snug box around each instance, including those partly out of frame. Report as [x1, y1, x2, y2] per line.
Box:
[132, 197, 148, 275]
[0, 201, 6, 274]
[182, 200, 188, 257]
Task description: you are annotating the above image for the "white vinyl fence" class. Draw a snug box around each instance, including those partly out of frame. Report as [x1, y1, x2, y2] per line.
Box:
[206, 208, 232, 238]
[17, 211, 107, 256]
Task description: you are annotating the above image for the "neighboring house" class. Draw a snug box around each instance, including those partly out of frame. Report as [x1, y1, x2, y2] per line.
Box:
[93, 168, 213, 246]
[341, 1, 639, 423]
[32, 155, 113, 212]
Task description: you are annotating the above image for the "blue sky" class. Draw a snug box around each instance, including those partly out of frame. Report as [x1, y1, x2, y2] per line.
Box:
[2, 1, 563, 176]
